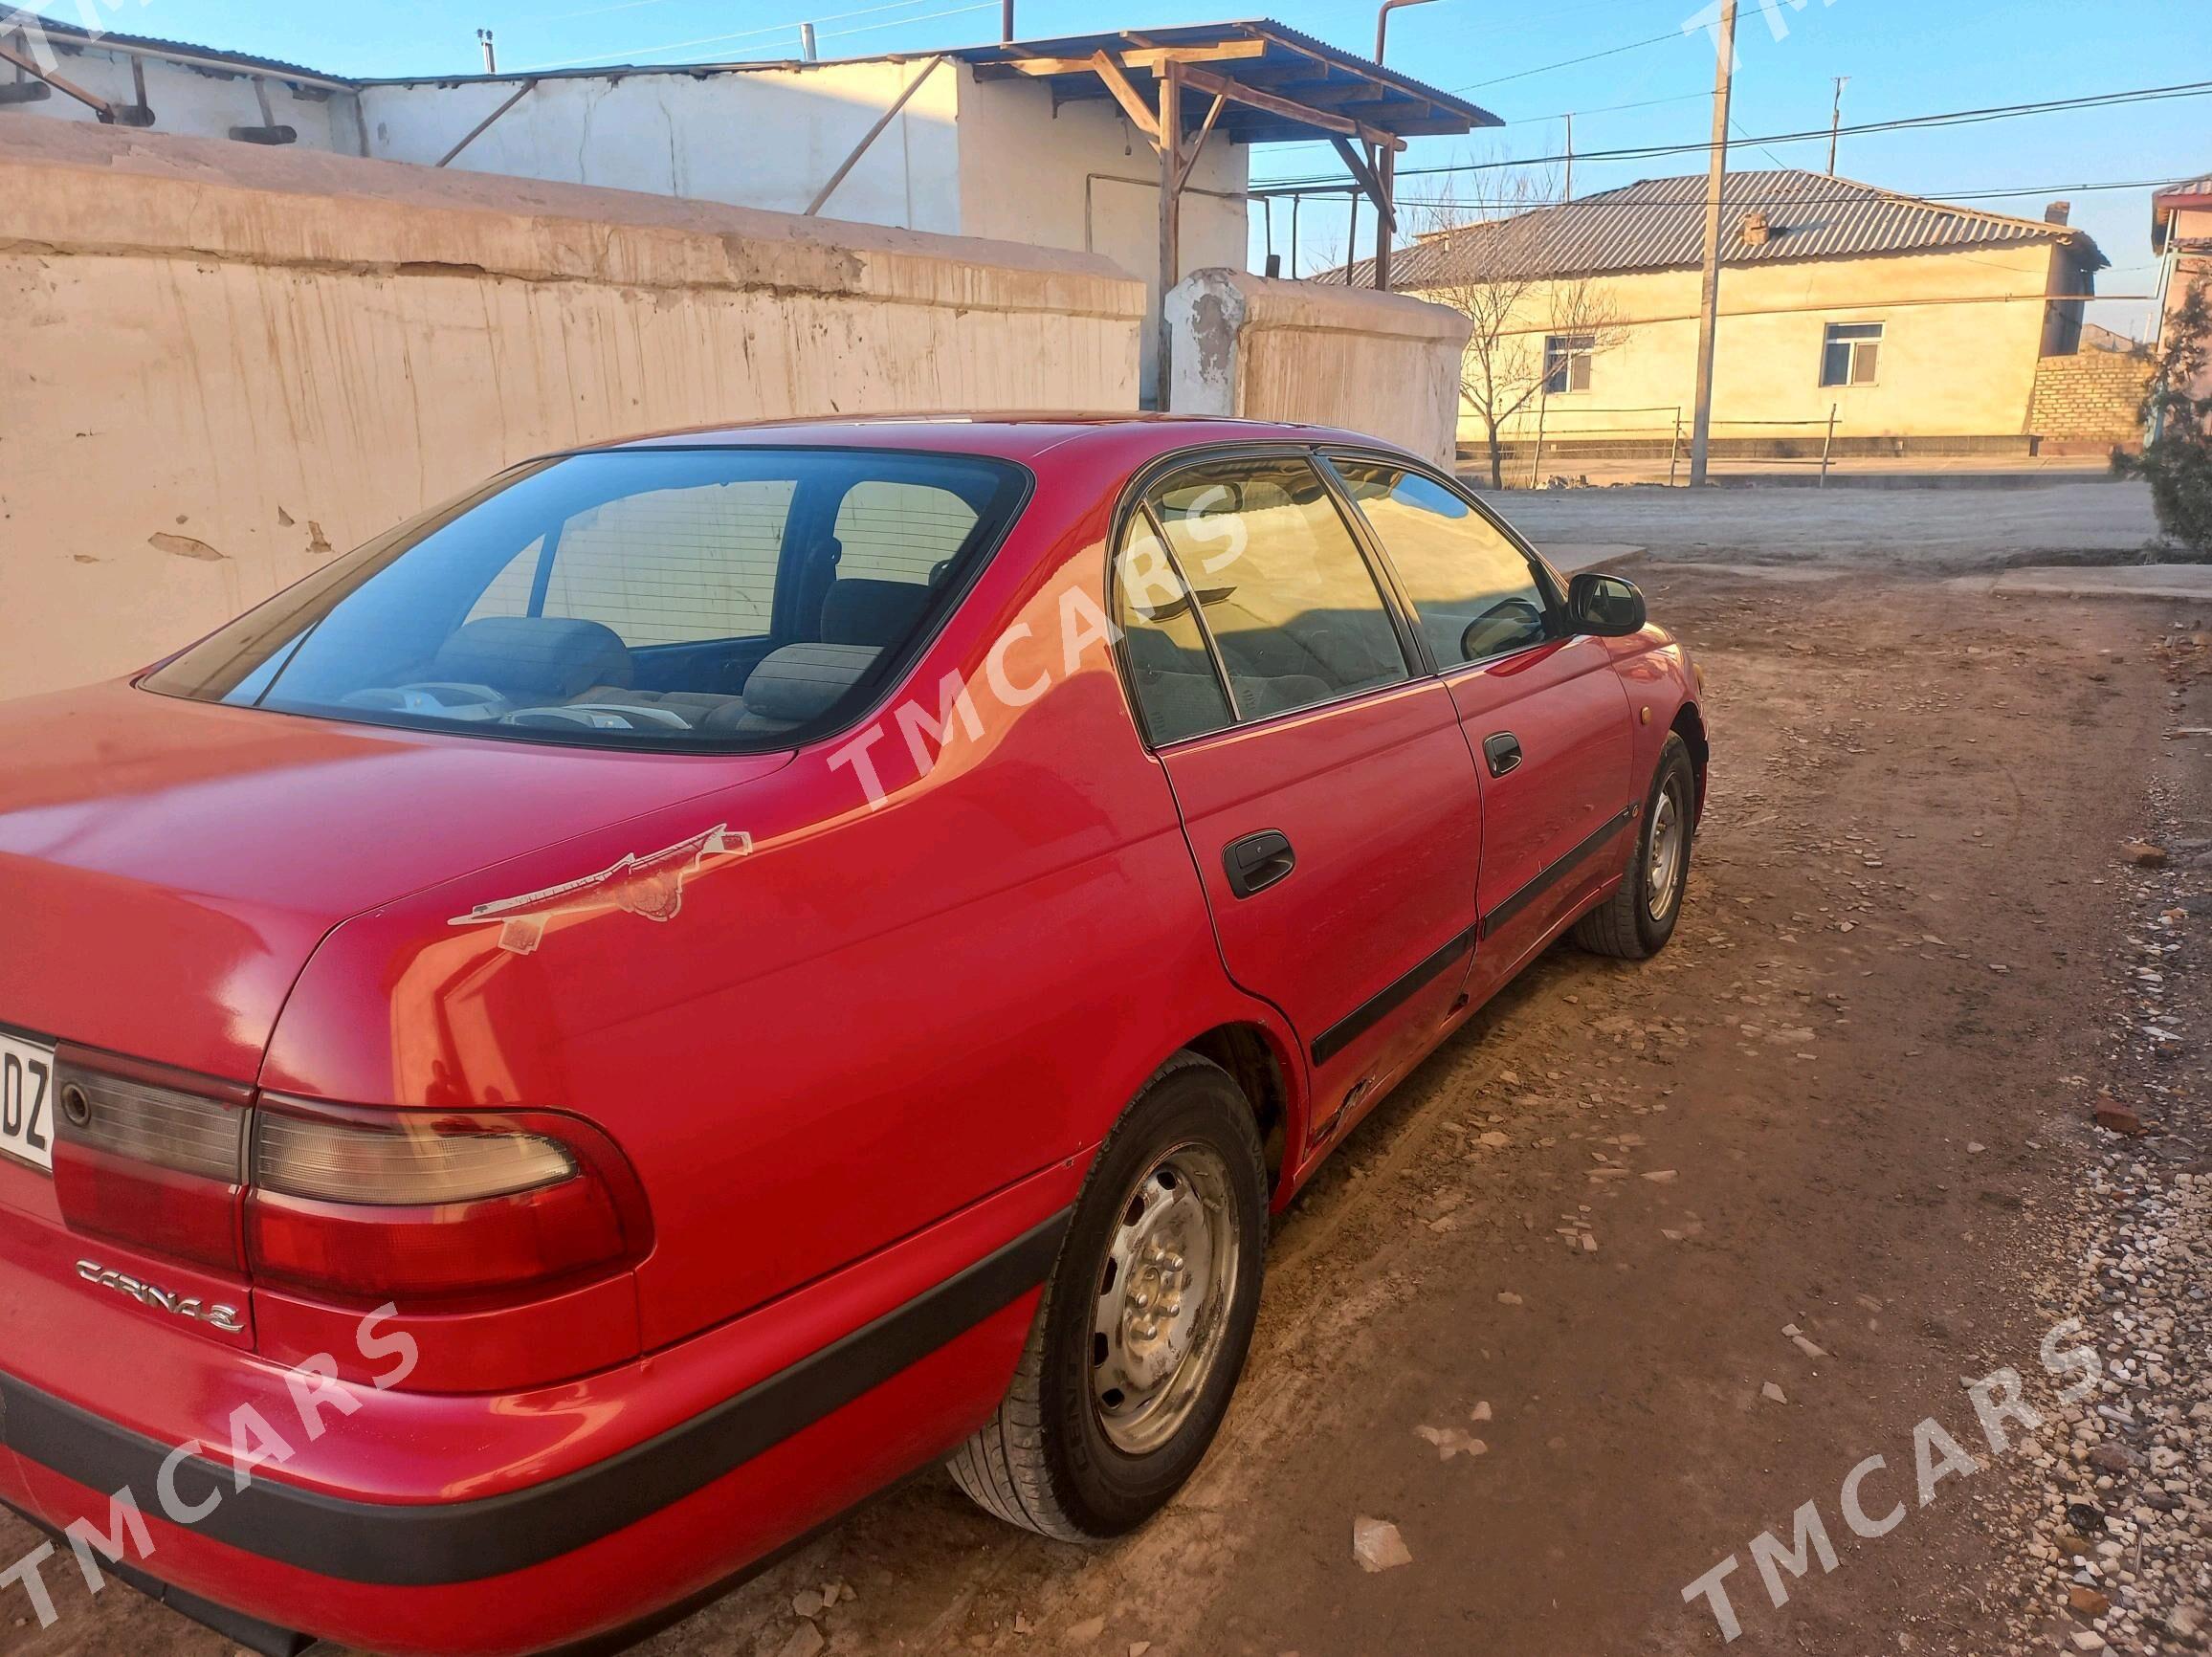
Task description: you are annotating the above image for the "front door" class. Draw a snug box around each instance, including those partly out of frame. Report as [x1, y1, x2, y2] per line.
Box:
[1113, 453, 1484, 1147]
[1324, 457, 1634, 1001]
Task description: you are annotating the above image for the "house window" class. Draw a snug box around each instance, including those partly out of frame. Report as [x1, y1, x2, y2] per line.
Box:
[1821, 322, 1883, 387]
[1543, 334, 1595, 394]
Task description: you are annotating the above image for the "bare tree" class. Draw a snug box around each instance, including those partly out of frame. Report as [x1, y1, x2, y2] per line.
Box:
[1407, 174, 1627, 488]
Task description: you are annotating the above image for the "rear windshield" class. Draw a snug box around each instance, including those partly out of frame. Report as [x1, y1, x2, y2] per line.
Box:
[143, 448, 1029, 750]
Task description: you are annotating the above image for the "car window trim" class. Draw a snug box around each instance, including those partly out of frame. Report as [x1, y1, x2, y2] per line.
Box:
[1108, 445, 1426, 750]
[1106, 502, 1244, 748]
[1316, 446, 1569, 674]
[1142, 499, 1246, 726]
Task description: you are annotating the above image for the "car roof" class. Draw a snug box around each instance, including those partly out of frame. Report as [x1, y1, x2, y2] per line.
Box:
[588, 412, 1403, 465]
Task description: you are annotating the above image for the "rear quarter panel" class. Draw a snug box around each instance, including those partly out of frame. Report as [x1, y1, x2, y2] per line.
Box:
[263, 442, 1291, 1355]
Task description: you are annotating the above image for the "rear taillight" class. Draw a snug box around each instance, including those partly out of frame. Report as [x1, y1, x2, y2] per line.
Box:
[50, 1049, 649, 1307]
[244, 1100, 647, 1299]
[53, 1051, 251, 1272]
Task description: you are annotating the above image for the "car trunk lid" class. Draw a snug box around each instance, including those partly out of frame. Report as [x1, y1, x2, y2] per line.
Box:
[0, 679, 787, 1082]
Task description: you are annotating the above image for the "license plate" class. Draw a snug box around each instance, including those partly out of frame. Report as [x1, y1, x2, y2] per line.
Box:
[0, 1032, 56, 1173]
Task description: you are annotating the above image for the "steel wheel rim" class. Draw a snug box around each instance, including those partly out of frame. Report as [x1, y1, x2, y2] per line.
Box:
[1090, 1141, 1240, 1456]
[1646, 778, 1687, 922]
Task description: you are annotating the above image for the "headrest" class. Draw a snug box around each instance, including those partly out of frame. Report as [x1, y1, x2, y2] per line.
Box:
[821, 579, 933, 648]
[733, 643, 879, 727]
[431, 616, 633, 698]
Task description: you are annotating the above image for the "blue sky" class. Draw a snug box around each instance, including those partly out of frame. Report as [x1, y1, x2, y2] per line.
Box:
[46, 0, 2206, 333]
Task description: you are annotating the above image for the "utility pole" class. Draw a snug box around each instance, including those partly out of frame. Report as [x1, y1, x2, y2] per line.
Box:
[1001, 0, 1014, 42]
[1687, 0, 1737, 487]
[800, 21, 818, 60]
[476, 28, 496, 73]
[1563, 111, 1574, 201]
[1370, 0, 1434, 290]
[1827, 76, 1847, 173]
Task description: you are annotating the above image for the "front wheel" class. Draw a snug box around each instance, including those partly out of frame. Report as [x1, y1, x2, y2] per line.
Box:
[1572, 731, 1696, 960]
[947, 1052, 1267, 1540]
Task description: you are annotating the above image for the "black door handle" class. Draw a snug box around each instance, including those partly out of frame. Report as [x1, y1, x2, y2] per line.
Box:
[1223, 829, 1296, 898]
[1482, 732, 1523, 778]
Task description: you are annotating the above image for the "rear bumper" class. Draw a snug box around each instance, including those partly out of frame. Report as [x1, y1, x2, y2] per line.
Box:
[0, 1203, 1071, 1656]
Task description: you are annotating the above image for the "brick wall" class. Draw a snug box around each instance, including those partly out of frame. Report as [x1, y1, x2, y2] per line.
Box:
[2029, 350, 2155, 448]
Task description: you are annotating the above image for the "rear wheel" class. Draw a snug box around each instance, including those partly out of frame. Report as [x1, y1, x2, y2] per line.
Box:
[1572, 732, 1695, 961]
[947, 1052, 1267, 1540]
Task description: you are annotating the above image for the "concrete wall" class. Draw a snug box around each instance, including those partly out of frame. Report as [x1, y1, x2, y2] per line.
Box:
[0, 122, 1143, 698]
[3, 43, 1253, 361]
[360, 61, 966, 234]
[1417, 243, 2064, 444]
[1, 32, 365, 150]
[367, 63, 1249, 402]
[1165, 269, 1471, 468]
[2028, 349, 2154, 450]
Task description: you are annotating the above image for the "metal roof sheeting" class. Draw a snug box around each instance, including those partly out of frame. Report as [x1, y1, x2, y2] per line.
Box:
[2154, 173, 2212, 252]
[1339, 169, 2107, 287]
[15, 12, 347, 86]
[956, 21, 1497, 143]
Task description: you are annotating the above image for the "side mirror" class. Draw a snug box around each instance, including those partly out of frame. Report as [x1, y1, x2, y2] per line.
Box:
[1567, 571, 1647, 637]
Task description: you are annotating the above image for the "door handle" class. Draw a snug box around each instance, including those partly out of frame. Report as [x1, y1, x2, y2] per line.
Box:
[1482, 732, 1523, 778]
[1223, 829, 1296, 898]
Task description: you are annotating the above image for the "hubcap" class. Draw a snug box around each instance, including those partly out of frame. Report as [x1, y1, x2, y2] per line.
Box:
[1646, 779, 1688, 922]
[1090, 1143, 1239, 1456]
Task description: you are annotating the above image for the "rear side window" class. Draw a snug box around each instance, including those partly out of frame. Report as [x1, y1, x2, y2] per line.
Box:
[1147, 456, 1408, 721]
[1112, 512, 1235, 745]
[1331, 460, 1552, 666]
[142, 448, 1029, 751]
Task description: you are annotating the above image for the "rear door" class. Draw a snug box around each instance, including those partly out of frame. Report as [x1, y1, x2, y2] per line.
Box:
[1114, 452, 1484, 1149]
[1325, 455, 1635, 1001]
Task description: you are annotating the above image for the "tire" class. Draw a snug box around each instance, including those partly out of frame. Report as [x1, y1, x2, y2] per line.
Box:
[947, 1051, 1268, 1541]
[1572, 732, 1696, 961]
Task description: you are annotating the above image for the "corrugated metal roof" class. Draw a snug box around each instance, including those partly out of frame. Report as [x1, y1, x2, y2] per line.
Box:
[2154, 172, 2212, 253]
[351, 18, 1496, 144]
[1336, 169, 2107, 287]
[954, 21, 1496, 142]
[15, 11, 347, 86]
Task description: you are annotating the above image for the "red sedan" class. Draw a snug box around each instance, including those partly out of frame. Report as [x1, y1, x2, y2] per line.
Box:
[0, 415, 1704, 1656]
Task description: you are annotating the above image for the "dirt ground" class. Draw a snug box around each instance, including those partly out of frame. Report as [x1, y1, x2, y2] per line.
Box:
[5, 564, 2206, 1657]
[1487, 479, 2162, 568]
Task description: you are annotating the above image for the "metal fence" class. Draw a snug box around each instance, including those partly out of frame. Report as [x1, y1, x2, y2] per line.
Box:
[1484, 403, 1847, 487]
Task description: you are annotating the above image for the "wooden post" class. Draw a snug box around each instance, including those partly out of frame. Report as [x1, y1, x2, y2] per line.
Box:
[1820, 402, 1838, 486]
[1157, 58, 1183, 406]
[1372, 145, 1396, 290]
[1668, 409, 1683, 487]
[1529, 389, 1548, 489]
[1687, 0, 1737, 486]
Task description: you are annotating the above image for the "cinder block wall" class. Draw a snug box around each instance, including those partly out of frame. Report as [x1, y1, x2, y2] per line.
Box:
[1165, 269, 1472, 470]
[0, 122, 1144, 699]
[2028, 351, 2154, 448]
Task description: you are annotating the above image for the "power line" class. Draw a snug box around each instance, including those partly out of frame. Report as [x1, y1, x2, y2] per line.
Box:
[1454, 27, 1685, 92]
[1253, 77, 2212, 191]
[1379, 176, 2194, 210]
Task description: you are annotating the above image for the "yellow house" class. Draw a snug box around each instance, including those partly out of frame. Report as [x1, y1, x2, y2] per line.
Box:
[1349, 169, 2112, 467]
